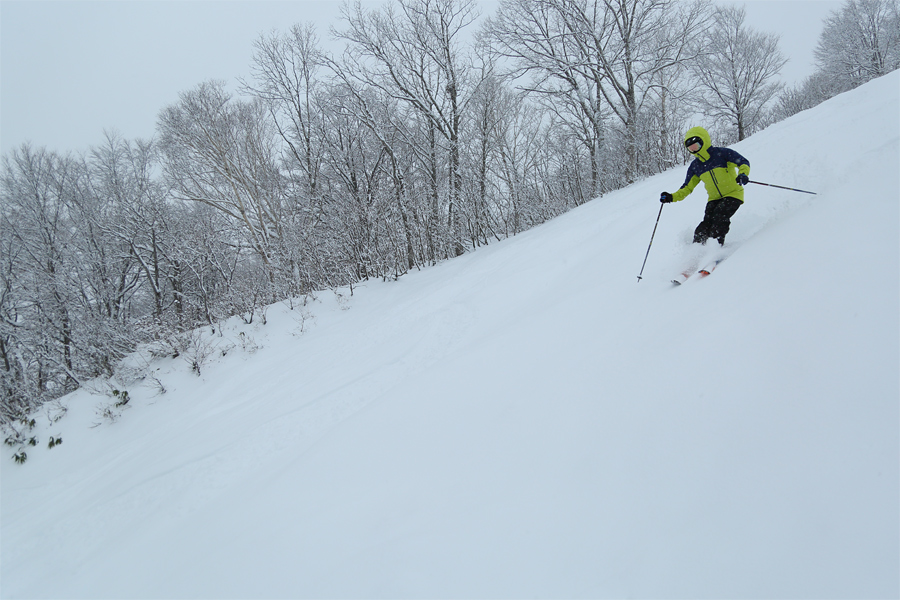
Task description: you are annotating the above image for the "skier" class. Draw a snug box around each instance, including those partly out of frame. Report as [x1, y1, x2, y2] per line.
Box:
[660, 126, 751, 245]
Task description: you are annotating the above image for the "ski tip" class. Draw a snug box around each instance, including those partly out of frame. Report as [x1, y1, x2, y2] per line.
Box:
[671, 279, 682, 286]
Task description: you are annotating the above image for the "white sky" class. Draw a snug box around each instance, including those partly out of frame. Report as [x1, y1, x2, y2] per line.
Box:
[1, 0, 842, 156]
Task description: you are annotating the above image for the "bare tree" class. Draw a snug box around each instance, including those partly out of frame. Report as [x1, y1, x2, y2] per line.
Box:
[244, 23, 327, 202]
[335, 0, 483, 258]
[325, 74, 423, 272]
[815, 0, 900, 91]
[463, 67, 506, 246]
[1, 144, 151, 420]
[691, 5, 787, 141]
[242, 25, 332, 295]
[491, 88, 547, 235]
[641, 63, 694, 173]
[487, 0, 610, 196]
[489, 0, 710, 184]
[1, 147, 82, 407]
[158, 81, 286, 271]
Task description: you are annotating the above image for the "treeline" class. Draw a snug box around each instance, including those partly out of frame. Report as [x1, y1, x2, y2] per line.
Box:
[2, 0, 898, 423]
[775, 0, 900, 118]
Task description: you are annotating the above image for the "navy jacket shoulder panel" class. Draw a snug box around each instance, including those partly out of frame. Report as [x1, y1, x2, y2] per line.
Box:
[680, 146, 750, 190]
[712, 146, 750, 168]
[690, 147, 749, 176]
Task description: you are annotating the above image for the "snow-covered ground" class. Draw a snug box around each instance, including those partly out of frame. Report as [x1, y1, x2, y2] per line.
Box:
[2, 73, 898, 599]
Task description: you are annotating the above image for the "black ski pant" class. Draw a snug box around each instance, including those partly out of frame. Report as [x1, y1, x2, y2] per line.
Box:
[694, 197, 743, 245]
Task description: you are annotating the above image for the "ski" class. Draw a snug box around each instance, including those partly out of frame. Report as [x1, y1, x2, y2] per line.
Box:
[671, 268, 695, 285]
[697, 259, 723, 278]
[673, 259, 723, 285]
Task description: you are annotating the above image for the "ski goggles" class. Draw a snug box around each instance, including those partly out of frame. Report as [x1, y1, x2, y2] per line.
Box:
[685, 136, 704, 153]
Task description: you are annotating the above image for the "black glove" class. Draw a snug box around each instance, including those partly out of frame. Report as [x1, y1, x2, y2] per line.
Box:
[736, 173, 749, 186]
[660, 192, 674, 203]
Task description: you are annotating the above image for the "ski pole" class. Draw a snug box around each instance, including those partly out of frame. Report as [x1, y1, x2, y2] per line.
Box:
[750, 180, 817, 195]
[637, 203, 664, 283]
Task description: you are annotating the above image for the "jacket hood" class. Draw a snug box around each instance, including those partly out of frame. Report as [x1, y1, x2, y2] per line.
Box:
[684, 126, 712, 161]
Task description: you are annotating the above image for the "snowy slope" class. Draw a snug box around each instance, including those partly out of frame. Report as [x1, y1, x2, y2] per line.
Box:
[2, 73, 898, 599]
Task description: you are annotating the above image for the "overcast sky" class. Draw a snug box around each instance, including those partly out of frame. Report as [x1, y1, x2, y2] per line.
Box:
[1, 0, 842, 156]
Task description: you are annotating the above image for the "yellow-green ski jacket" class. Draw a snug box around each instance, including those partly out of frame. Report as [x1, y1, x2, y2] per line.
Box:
[672, 126, 751, 203]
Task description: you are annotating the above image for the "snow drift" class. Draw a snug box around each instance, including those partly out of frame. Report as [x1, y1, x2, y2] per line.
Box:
[2, 72, 898, 599]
